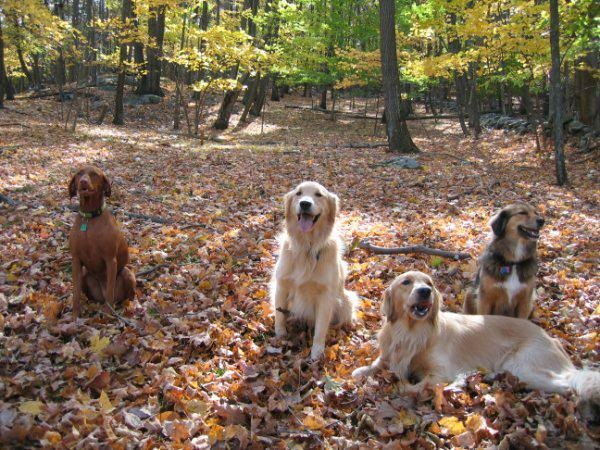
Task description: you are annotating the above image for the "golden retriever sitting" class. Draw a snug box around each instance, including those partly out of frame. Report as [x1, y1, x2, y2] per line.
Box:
[271, 181, 356, 360]
[463, 203, 544, 319]
[352, 271, 600, 416]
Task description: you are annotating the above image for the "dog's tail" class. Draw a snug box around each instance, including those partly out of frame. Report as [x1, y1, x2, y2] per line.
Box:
[568, 369, 600, 402]
[567, 369, 600, 422]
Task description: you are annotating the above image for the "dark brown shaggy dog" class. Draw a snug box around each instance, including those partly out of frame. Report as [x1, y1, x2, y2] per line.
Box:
[463, 203, 544, 319]
[68, 166, 136, 317]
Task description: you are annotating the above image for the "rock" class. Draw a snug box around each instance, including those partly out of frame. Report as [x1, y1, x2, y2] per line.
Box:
[384, 156, 421, 169]
[124, 94, 162, 106]
[566, 120, 585, 134]
[97, 75, 117, 86]
[57, 92, 74, 102]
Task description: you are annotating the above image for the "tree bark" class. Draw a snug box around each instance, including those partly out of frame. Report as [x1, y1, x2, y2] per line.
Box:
[549, 0, 568, 185]
[85, 0, 97, 85]
[136, 5, 166, 96]
[250, 75, 269, 116]
[213, 89, 240, 129]
[468, 62, 481, 138]
[0, 19, 5, 108]
[378, 0, 419, 152]
[320, 88, 327, 109]
[113, 0, 132, 125]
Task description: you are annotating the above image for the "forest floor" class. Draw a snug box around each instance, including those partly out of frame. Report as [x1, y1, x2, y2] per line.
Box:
[0, 88, 599, 449]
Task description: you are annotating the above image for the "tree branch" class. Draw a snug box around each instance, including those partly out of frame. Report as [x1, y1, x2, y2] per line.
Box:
[358, 239, 471, 260]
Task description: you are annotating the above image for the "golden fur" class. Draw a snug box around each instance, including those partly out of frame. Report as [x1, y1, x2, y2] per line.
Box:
[353, 271, 600, 418]
[271, 181, 355, 359]
[464, 203, 544, 319]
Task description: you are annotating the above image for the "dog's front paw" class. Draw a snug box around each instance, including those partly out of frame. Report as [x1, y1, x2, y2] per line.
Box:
[310, 343, 325, 360]
[352, 366, 371, 379]
[275, 324, 287, 338]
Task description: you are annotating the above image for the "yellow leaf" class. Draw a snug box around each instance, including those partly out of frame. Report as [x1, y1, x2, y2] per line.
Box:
[593, 303, 600, 316]
[90, 334, 110, 354]
[397, 409, 417, 427]
[198, 280, 212, 291]
[19, 400, 43, 415]
[98, 390, 114, 412]
[253, 288, 268, 299]
[43, 431, 62, 445]
[465, 413, 485, 432]
[438, 416, 466, 436]
[303, 413, 326, 430]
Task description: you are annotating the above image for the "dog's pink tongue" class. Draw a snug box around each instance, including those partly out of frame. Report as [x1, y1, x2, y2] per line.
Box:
[298, 214, 314, 233]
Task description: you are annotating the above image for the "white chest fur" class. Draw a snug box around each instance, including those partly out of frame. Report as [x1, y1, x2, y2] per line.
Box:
[498, 269, 525, 304]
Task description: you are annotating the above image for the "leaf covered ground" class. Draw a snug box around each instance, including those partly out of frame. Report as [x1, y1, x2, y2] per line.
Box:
[0, 92, 599, 448]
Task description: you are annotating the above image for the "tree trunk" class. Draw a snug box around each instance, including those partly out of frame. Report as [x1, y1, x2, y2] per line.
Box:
[250, 75, 269, 116]
[213, 89, 240, 129]
[271, 78, 280, 101]
[85, 0, 97, 85]
[240, 75, 260, 122]
[136, 5, 166, 96]
[113, 0, 132, 125]
[53, 2, 66, 88]
[0, 19, 5, 108]
[320, 88, 327, 109]
[378, 0, 419, 153]
[468, 62, 481, 138]
[16, 45, 33, 86]
[574, 53, 599, 130]
[549, 0, 568, 186]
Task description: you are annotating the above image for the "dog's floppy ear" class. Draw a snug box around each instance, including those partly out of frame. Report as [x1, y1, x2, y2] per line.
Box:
[430, 287, 443, 326]
[68, 170, 81, 198]
[102, 173, 112, 198]
[382, 287, 396, 323]
[326, 192, 339, 224]
[490, 209, 509, 237]
[284, 190, 294, 223]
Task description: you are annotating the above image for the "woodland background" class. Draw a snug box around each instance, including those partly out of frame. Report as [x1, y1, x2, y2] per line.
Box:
[0, 0, 599, 448]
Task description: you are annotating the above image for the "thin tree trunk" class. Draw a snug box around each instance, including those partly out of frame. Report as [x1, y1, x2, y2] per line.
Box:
[250, 75, 269, 116]
[113, 0, 132, 125]
[320, 88, 327, 109]
[85, 0, 97, 85]
[0, 15, 13, 101]
[0, 19, 5, 108]
[378, 0, 419, 152]
[240, 75, 260, 122]
[549, 0, 568, 185]
[468, 62, 481, 139]
[136, 5, 166, 96]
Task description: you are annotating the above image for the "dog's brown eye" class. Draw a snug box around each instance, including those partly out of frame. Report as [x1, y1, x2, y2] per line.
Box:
[518, 211, 528, 215]
[402, 279, 411, 285]
[315, 192, 322, 197]
[296, 191, 302, 196]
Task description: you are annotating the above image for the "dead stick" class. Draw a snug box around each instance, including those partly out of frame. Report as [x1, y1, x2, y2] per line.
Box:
[136, 263, 169, 278]
[358, 240, 471, 260]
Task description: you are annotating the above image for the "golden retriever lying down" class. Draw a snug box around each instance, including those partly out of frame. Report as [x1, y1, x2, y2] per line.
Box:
[271, 181, 356, 360]
[353, 271, 600, 416]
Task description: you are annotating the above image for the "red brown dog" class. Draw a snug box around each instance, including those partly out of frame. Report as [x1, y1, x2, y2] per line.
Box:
[68, 166, 135, 317]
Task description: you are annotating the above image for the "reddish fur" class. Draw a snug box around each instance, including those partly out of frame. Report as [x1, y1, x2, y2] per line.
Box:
[68, 166, 135, 317]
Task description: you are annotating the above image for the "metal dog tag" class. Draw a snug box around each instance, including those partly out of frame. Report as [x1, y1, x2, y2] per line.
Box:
[80, 223, 88, 232]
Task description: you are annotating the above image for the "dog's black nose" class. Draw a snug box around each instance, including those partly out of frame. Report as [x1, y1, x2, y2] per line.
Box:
[415, 286, 432, 298]
[299, 200, 312, 210]
[536, 218, 545, 227]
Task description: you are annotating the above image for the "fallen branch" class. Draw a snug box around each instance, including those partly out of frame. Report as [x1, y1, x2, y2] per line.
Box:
[136, 263, 169, 278]
[284, 104, 468, 121]
[0, 194, 20, 206]
[0, 123, 29, 127]
[358, 239, 471, 260]
[121, 211, 173, 224]
[324, 142, 387, 149]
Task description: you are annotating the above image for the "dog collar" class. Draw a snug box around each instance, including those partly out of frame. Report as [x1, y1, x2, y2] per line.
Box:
[78, 202, 106, 219]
